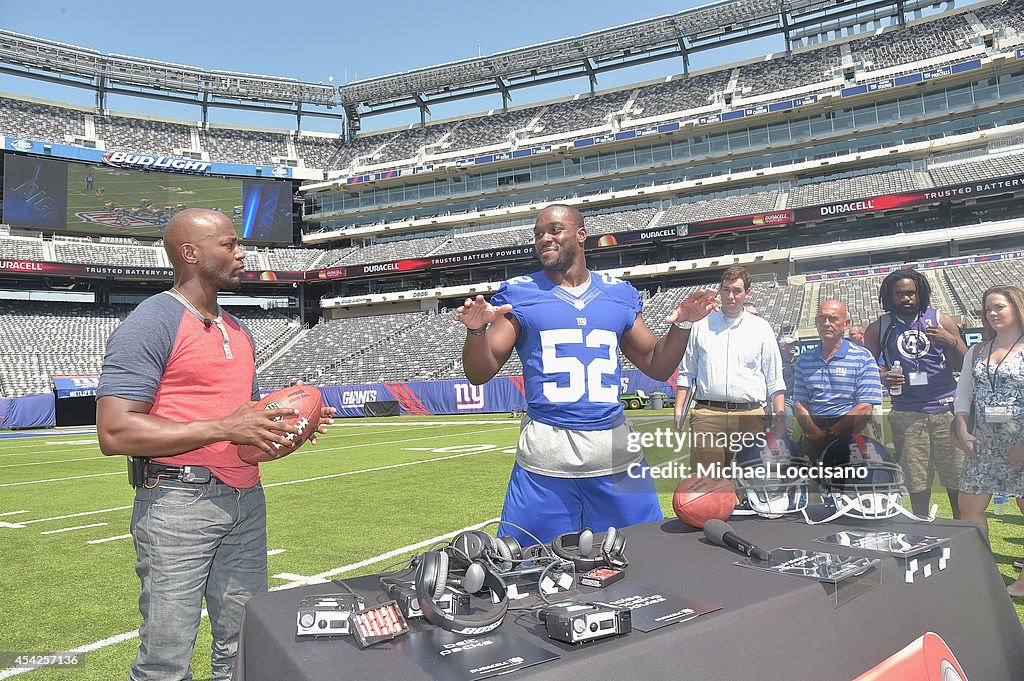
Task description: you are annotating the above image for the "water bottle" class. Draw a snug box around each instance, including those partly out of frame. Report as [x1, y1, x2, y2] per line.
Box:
[889, 361, 903, 396]
[994, 495, 1009, 516]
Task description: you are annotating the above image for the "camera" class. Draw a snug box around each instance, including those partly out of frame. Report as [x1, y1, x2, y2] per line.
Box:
[540, 602, 631, 644]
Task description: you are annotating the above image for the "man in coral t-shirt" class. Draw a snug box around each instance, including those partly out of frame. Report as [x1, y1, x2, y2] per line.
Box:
[97, 209, 329, 681]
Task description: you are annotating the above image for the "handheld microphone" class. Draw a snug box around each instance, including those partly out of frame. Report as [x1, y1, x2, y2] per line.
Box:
[703, 519, 771, 562]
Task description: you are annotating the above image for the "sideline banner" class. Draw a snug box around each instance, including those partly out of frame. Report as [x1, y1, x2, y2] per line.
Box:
[318, 370, 672, 418]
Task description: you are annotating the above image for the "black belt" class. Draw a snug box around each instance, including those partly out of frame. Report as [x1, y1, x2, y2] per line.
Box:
[811, 415, 845, 430]
[145, 462, 222, 485]
[695, 399, 761, 411]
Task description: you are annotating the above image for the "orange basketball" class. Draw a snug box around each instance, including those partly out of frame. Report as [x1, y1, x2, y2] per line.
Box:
[672, 476, 737, 528]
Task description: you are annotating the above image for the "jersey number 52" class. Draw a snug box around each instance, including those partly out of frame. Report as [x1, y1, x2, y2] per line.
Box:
[540, 329, 618, 404]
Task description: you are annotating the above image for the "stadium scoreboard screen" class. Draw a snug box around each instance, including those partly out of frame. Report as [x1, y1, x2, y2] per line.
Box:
[2, 154, 293, 243]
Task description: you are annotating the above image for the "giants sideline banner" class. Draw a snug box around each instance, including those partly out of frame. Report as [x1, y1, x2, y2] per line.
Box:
[315, 370, 676, 418]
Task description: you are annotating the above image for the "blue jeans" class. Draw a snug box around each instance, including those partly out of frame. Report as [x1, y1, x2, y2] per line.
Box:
[129, 478, 267, 681]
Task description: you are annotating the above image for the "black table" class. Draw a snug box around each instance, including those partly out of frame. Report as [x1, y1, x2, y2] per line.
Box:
[236, 513, 1024, 681]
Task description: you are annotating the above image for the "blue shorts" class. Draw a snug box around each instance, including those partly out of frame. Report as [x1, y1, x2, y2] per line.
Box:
[498, 462, 663, 547]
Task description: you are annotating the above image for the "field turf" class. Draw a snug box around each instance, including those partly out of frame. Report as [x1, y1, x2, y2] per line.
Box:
[64, 164, 242, 238]
[0, 411, 1021, 680]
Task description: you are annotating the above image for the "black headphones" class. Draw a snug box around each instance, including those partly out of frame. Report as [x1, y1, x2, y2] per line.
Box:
[449, 530, 523, 572]
[551, 527, 627, 571]
[414, 549, 508, 636]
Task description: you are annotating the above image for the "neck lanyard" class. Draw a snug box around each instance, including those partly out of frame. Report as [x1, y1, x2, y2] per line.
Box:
[907, 312, 926, 372]
[986, 332, 1024, 392]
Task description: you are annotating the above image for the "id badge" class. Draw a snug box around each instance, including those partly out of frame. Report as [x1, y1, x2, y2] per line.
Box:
[984, 406, 1011, 423]
[907, 371, 929, 387]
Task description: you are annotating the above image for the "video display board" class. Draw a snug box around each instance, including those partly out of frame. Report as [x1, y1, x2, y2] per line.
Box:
[2, 154, 292, 243]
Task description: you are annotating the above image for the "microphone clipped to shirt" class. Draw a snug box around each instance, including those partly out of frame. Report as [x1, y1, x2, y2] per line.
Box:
[203, 317, 212, 329]
[703, 519, 771, 562]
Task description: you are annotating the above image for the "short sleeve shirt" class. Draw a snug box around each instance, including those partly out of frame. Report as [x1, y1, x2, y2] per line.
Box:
[96, 293, 260, 488]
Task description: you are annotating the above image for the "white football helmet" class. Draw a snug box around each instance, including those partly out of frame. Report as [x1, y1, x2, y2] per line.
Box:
[732, 433, 810, 519]
[804, 434, 934, 524]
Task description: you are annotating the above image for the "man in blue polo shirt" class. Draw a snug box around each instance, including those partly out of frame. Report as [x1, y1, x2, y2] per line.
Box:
[794, 300, 883, 463]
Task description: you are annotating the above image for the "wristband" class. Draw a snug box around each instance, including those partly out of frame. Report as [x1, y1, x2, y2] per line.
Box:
[467, 324, 488, 336]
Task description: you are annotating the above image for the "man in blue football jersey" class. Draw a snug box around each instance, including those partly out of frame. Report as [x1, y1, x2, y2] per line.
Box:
[456, 204, 717, 545]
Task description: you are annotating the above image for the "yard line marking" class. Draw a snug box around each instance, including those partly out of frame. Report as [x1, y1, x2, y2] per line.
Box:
[0, 456, 118, 469]
[0, 629, 140, 679]
[0, 518, 499, 678]
[0, 510, 28, 517]
[87, 534, 132, 544]
[300, 425, 517, 457]
[339, 420, 516, 426]
[0, 446, 501, 528]
[41, 523, 108, 535]
[0, 472, 123, 487]
[267, 549, 286, 557]
[0, 434, 97, 451]
[0, 439, 101, 456]
[273, 573, 308, 581]
[0, 446, 103, 459]
[332, 421, 453, 428]
[0, 425, 515, 487]
[271, 517, 500, 588]
[3, 441, 510, 531]
[264, 451, 492, 488]
[1, 505, 133, 529]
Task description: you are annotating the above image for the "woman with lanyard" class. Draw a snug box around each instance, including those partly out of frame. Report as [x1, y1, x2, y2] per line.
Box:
[953, 285, 1024, 596]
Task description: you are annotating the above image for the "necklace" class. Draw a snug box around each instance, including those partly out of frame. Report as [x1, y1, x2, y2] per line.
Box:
[164, 288, 234, 360]
[169, 287, 219, 323]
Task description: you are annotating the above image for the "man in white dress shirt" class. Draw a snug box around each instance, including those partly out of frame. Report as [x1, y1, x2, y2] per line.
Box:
[674, 267, 786, 470]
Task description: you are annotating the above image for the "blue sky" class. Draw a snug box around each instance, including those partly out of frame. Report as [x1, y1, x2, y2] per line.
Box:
[0, 0, 789, 133]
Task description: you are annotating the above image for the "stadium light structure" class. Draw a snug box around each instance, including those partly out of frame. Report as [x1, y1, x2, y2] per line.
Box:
[0, 29, 339, 125]
[0, 0, 929, 135]
[336, 0, 920, 133]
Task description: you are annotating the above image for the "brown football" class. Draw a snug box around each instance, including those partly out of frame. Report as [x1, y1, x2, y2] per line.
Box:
[237, 385, 323, 464]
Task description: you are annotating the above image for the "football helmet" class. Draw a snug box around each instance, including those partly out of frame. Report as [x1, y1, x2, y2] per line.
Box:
[807, 434, 934, 524]
[732, 432, 810, 518]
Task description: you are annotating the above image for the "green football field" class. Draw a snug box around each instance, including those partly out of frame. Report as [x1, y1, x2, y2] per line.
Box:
[64, 164, 243, 238]
[0, 411, 1021, 680]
